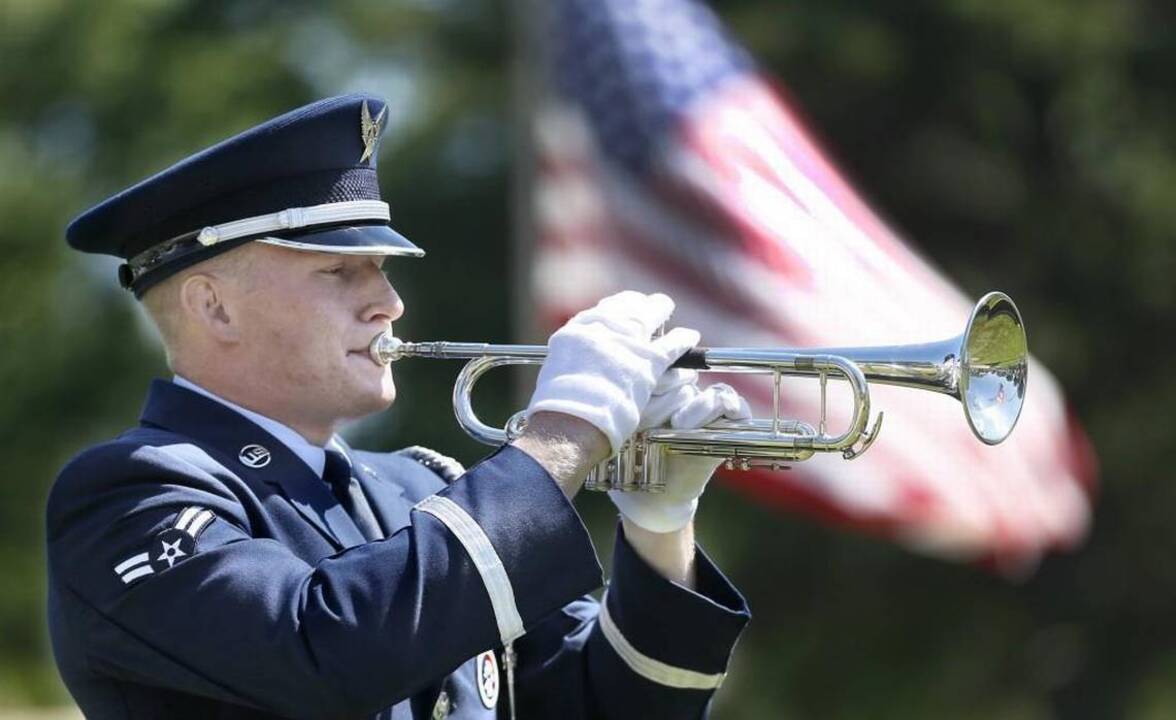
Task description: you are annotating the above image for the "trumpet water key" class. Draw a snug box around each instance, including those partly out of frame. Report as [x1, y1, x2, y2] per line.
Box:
[370, 292, 1028, 492]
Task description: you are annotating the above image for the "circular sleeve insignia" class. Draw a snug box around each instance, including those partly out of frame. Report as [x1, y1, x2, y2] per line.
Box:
[475, 650, 499, 708]
[148, 528, 196, 573]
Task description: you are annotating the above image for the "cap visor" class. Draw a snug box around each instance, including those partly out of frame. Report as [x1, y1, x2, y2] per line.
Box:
[256, 224, 424, 257]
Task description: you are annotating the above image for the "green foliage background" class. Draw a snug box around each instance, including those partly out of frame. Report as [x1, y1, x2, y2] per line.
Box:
[0, 0, 1172, 717]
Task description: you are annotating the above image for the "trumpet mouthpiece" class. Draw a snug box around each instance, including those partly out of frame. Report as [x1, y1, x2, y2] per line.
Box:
[369, 332, 404, 366]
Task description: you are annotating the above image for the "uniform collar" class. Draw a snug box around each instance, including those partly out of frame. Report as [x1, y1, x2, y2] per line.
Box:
[171, 375, 339, 478]
[139, 379, 366, 549]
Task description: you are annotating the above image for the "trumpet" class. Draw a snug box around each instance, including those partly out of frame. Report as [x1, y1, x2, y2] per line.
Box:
[370, 292, 1028, 492]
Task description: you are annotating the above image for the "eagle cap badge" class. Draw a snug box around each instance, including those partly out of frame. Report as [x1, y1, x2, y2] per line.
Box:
[360, 100, 387, 164]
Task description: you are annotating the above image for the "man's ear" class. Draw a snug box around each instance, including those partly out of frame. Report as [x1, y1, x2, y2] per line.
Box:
[179, 273, 239, 343]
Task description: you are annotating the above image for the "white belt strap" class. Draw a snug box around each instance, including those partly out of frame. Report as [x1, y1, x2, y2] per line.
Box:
[415, 495, 526, 644]
[598, 591, 727, 690]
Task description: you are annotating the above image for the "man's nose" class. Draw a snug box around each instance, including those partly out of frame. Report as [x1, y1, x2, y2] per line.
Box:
[363, 270, 404, 324]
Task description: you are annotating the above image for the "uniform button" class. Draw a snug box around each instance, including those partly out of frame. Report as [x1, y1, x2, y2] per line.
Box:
[431, 689, 451, 719]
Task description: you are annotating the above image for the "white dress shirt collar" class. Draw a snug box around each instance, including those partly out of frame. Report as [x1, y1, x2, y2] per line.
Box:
[172, 375, 345, 479]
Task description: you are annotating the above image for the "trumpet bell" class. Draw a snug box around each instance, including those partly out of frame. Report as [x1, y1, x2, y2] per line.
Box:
[960, 291, 1028, 445]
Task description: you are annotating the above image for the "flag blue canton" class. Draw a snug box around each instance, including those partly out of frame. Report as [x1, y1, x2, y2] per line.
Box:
[552, 0, 754, 173]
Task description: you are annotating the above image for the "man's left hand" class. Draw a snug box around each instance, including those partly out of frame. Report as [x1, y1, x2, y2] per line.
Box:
[609, 373, 751, 533]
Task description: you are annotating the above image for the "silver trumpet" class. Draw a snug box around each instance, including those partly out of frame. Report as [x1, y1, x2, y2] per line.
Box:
[370, 292, 1028, 492]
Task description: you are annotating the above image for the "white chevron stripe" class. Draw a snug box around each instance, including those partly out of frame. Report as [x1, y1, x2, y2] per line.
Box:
[113, 552, 150, 575]
[119, 565, 155, 584]
[174, 507, 201, 533]
[185, 509, 215, 538]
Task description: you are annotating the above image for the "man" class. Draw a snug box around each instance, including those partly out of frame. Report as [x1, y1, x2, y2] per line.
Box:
[48, 94, 751, 719]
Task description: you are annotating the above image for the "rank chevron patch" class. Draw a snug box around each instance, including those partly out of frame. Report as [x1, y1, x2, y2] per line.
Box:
[113, 506, 216, 585]
[113, 552, 154, 585]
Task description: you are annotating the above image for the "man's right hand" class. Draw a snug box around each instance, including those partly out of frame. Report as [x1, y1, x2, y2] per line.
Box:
[514, 291, 699, 496]
[526, 291, 698, 453]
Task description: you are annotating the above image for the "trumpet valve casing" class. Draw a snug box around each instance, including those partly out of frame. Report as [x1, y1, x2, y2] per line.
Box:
[584, 439, 670, 493]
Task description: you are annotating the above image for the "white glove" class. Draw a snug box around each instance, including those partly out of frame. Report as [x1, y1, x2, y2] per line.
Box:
[610, 379, 751, 533]
[526, 291, 700, 453]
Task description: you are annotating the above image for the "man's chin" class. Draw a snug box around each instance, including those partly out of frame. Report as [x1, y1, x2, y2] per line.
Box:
[338, 391, 395, 426]
[332, 359, 397, 420]
[360, 375, 397, 413]
[347, 355, 395, 397]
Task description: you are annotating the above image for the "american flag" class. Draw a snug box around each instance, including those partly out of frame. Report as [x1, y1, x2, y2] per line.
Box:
[526, 0, 1095, 569]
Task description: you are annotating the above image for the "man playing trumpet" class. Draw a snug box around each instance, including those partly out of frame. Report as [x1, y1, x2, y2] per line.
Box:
[48, 94, 751, 719]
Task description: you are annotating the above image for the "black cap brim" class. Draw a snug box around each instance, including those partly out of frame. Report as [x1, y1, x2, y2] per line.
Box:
[255, 223, 424, 257]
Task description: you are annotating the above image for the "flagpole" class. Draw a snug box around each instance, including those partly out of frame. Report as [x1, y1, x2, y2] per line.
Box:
[509, 0, 545, 408]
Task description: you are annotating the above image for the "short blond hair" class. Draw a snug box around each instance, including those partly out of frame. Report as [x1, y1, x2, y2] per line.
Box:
[140, 244, 259, 368]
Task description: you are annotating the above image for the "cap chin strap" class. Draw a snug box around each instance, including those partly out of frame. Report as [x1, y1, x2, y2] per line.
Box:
[122, 200, 394, 289]
[194, 200, 390, 247]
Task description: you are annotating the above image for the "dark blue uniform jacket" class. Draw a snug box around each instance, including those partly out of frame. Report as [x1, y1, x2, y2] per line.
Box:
[47, 380, 750, 718]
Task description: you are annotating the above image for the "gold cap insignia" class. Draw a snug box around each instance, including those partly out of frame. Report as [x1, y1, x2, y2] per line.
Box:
[360, 100, 387, 164]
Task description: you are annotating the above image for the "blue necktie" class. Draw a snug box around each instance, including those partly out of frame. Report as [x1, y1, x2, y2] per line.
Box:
[323, 449, 384, 542]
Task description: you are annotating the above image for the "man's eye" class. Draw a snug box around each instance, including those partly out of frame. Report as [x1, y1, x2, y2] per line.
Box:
[321, 265, 345, 275]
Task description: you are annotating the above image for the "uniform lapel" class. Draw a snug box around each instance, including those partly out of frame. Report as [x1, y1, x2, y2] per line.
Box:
[139, 380, 366, 550]
[263, 473, 367, 550]
[334, 441, 410, 537]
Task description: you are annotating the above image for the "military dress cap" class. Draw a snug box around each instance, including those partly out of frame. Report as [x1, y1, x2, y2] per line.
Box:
[66, 93, 422, 296]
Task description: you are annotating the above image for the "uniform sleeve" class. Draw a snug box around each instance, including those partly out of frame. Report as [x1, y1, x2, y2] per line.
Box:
[511, 522, 750, 719]
[47, 441, 603, 719]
